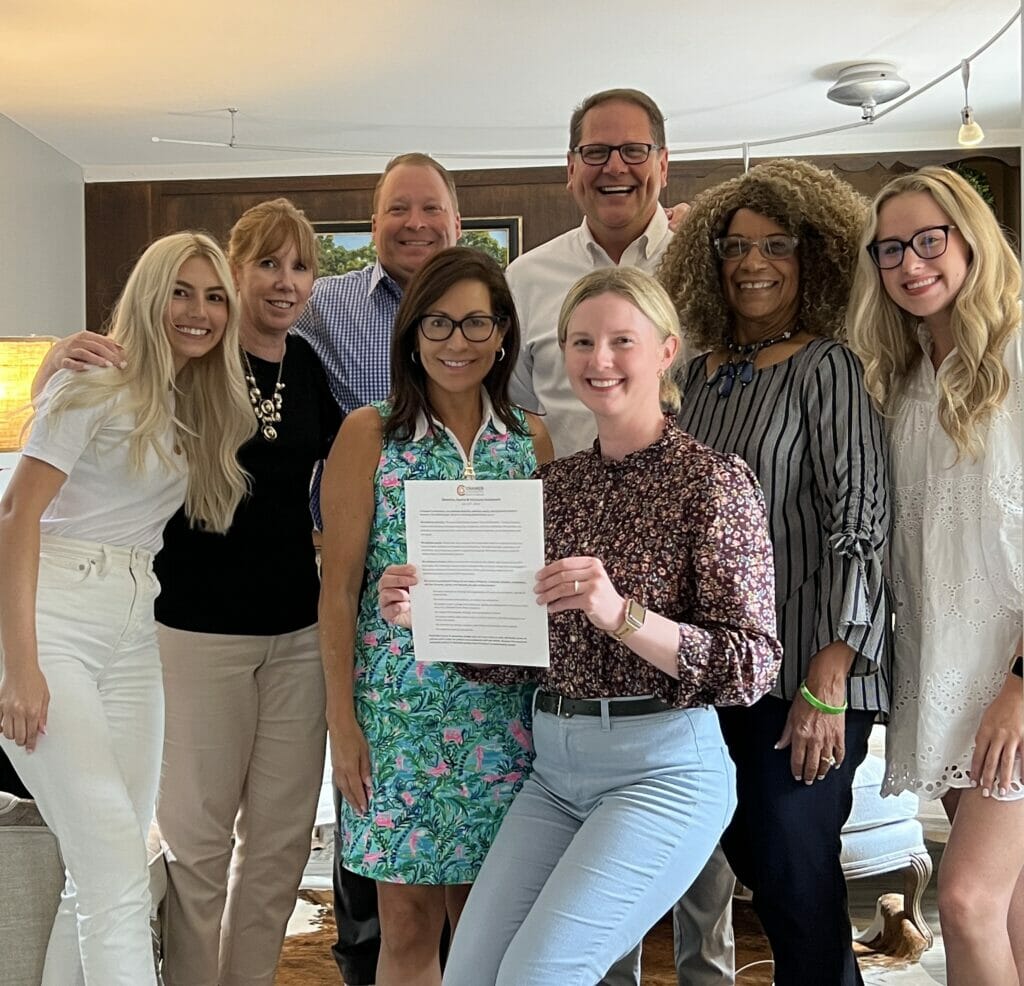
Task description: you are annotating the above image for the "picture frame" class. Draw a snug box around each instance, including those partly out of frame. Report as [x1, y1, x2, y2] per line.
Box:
[313, 216, 522, 275]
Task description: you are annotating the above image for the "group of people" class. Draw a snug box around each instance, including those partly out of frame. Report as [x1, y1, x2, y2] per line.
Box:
[0, 86, 1019, 986]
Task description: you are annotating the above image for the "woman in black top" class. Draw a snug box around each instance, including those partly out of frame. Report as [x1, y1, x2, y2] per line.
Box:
[152, 200, 339, 986]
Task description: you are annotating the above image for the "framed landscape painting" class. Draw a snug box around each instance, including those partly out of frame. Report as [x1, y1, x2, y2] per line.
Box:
[314, 216, 522, 276]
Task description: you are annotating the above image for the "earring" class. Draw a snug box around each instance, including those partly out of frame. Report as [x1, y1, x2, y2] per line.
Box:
[497, 347, 506, 362]
[657, 368, 665, 380]
[411, 351, 419, 364]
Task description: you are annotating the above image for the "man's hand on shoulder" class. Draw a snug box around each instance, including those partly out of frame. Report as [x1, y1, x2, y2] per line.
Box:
[665, 202, 691, 233]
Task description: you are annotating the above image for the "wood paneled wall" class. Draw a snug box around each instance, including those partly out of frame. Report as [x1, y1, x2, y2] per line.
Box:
[84, 148, 1020, 331]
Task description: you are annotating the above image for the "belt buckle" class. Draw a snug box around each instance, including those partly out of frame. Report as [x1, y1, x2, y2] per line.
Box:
[555, 694, 565, 717]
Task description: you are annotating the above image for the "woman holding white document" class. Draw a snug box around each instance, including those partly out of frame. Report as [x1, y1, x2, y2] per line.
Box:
[380, 266, 783, 986]
[318, 246, 553, 986]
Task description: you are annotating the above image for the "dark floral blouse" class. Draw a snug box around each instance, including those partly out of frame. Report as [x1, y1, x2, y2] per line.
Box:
[463, 418, 782, 708]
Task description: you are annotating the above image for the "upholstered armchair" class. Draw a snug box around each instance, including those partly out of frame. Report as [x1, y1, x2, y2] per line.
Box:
[843, 752, 934, 949]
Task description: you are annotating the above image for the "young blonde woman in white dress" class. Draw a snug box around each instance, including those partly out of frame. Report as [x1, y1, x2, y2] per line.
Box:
[849, 166, 1023, 986]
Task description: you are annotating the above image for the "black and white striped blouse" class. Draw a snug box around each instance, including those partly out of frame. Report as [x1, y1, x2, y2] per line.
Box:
[678, 337, 891, 714]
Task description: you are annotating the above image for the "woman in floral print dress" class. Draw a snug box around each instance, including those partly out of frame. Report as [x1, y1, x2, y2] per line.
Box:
[318, 247, 553, 986]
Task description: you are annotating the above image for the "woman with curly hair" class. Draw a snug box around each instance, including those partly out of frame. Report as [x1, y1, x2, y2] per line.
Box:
[848, 167, 1022, 986]
[660, 159, 891, 986]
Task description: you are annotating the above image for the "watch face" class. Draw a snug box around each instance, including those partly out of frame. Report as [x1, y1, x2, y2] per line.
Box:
[626, 599, 647, 628]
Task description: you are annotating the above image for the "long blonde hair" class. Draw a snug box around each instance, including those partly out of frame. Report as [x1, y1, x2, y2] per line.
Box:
[848, 167, 1021, 460]
[45, 232, 255, 530]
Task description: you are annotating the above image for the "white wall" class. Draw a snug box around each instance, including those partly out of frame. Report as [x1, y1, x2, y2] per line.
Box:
[0, 114, 84, 338]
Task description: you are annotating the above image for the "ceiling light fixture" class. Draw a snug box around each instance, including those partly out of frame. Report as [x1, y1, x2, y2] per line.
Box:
[826, 61, 910, 121]
[956, 59, 985, 146]
[148, 8, 1019, 165]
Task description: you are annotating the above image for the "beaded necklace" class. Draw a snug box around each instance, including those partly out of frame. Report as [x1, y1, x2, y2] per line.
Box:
[242, 349, 285, 441]
[707, 328, 795, 397]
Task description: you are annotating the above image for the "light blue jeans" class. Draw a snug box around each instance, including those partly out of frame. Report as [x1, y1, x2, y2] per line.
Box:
[442, 699, 737, 986]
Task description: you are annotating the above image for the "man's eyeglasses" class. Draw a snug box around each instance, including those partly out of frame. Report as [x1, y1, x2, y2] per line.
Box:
[572, 143, 661, 166]
[418, 314, 507, 342]
[714, 235, 799, 261]
[867, 225, 957, 270]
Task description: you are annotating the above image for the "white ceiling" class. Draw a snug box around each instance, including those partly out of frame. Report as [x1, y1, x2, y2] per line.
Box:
[3, 0, 1021, 183]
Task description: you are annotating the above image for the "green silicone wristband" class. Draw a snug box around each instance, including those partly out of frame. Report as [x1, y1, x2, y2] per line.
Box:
[799, 681, 848, 715]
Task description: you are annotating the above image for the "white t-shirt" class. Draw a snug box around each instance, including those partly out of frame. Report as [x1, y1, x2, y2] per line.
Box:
[24, 371, 188, 555]
[507, 209, 673, 458]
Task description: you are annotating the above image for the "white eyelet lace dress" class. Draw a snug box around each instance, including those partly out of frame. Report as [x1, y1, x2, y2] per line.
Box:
[883, 327, 1023, 801]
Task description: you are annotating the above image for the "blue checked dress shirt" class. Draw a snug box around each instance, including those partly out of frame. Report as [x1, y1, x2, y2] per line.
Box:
[292, 261, 403, 525]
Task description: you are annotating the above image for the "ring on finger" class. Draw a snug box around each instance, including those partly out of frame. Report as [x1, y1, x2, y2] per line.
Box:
[820, 754, 837, 768]
[573, 579, 580, 594]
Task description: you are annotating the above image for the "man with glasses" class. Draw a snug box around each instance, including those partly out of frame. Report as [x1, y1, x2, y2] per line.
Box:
[506, 89, 707, 986]
[508, 88, 678, 458]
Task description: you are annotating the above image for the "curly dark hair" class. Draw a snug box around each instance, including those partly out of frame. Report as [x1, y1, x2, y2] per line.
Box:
[658, 159, 869, 350]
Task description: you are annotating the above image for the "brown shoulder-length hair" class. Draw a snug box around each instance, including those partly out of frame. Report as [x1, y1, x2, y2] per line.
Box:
[659, 158, 868, 351]
[385, 247, 528, 443]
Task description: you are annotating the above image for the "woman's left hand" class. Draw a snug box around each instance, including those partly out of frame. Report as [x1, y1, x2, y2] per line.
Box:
[535, 556, 624, 632]
[776, 642, 854, 785]
[971, 677, 1024, 797]
[776, 694, 846, 786]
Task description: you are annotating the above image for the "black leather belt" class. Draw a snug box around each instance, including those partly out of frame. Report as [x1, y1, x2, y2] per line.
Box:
[535, 691, 671, 718]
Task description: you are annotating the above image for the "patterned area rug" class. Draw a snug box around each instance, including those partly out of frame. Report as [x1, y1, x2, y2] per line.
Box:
[274, 892, 774, 986]
[275, 891, 930, 986]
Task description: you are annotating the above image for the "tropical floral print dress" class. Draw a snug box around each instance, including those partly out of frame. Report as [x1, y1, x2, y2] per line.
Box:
[340, 400, 537, 884]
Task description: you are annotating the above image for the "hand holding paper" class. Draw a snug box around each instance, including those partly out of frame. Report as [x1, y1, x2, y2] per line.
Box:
[379, 563, 417, 629]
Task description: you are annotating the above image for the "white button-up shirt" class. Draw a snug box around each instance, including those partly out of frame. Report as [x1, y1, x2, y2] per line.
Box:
[507, 208, 673, 458]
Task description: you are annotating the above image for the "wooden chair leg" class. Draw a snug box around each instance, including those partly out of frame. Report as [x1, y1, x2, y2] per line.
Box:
[902, 850, 934, 947]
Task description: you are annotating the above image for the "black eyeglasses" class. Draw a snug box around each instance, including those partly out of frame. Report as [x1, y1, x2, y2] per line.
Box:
[572, 143, 661, 166]
[714, 234, 799, 261]
[867, 225, 957, 270]
[418, 314, 506, 342]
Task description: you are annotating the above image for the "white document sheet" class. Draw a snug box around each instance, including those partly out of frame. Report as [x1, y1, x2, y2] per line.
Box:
[405, 479, 549, 666]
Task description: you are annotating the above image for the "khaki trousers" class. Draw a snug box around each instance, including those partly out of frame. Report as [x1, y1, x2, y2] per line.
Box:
[156, 624, 326, 986]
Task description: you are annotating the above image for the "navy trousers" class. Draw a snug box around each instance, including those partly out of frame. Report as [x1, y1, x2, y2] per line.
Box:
[717, 695, 875, 986]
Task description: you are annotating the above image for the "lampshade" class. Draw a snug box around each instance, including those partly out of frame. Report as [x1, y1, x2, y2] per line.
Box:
[0, 336, 58, 452]
[957, 107, 985, 147]
[956, 60, 985, 148]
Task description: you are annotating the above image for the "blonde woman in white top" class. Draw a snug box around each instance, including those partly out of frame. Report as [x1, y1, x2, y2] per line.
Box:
[0, 232, 253, 986]
[849, 166, 1023, 986]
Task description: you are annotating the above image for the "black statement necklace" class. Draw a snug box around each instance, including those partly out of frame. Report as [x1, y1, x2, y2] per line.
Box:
[707, 328, 795, 397]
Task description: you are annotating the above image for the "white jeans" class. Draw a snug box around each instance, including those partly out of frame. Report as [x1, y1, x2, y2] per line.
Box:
[1, 535, 162, 986]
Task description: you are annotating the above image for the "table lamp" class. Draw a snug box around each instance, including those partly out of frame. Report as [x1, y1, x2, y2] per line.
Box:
[0, 336, 57, 453]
